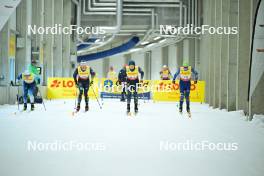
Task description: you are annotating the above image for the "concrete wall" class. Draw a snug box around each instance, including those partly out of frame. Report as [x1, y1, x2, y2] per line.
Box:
[199, 0, 261, 118]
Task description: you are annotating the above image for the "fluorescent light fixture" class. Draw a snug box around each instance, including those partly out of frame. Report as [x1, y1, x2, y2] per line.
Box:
[146, 43, 156, 48]
[141, 41, 150, 45]
[154, 36, 161, 40]
[159, 39, 166, 44]
[95, 39, 100, 43]
[129, 48, 142, 52]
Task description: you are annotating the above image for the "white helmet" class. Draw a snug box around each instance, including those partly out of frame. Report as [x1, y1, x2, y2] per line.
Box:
[80, 61, 87, 66]
[163, 65, 167, 68]
[24, 70, 31, 76]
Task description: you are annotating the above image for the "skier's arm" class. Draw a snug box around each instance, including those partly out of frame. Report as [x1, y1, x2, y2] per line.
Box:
[191, 68, 198, 81]
[90, 68, 96, 80]
[118, 68, 126, 81]
[138, 67, 144, 80]
[34, 75, 41, 85]
[17, 73, 22, 81]
[172, 68, 180, 81]
[73, 68, 78, 84]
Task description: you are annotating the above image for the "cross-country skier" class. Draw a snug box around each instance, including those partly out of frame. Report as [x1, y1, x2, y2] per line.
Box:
[73, 61, 96, 112]
[160, 65, 172, 80]
[172, 61, 198, 115]
[17, 70, 40, 111]
[118, 60, 144, 114]
[117, 64, 128, 102]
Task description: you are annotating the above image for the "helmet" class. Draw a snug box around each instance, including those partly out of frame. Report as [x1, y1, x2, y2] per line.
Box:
[163, 65, 167, 68]
[24, 70, 31, 76]
[80, 61, 87, 66]
[128, 60, 135, 66]
[183, 60, 189, 67]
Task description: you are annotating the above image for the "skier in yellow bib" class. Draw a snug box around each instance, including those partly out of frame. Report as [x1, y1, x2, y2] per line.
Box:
[160, 65, 172, 80]
[73, 61, 96, 112]
[17, 70, 40, 111]
[118, 60, 144, 115]
[172, 61, 198, 116]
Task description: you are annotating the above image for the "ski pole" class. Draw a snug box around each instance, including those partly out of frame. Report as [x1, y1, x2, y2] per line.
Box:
[91, 85, 102, 109]
[38, 87, 46, 111]
[17, 85, 20, 111]
[74, 86, 78, 109]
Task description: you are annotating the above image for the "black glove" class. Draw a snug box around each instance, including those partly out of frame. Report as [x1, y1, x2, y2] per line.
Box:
[90, 80, 94, 86]
[116, 80, 120, 86]
[172, 80, 175, 84]
[75, 82, 79, 88]
[194, 80, 197, 84]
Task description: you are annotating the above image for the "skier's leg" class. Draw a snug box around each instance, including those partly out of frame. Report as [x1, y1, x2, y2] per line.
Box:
[121, 82, 126, 101]
[179, 81, 184, 112]
[77, 83, 83, 111]
[84, 84, 89, 111]
[127, 84, 132, 113]
[133, 86, 138, 112]
[185, 81, 191, 112]
[23, 84, 28, 110]
[28, 85, 35, 110]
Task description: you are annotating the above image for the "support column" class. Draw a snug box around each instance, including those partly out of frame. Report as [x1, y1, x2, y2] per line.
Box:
[176, 41, 183, 68]
[53, 0, 63, 76]
[62, 0, 72, 77]
[213, 0, 221, 108]
[168, 44, 177, 74]
[236, 0, 251, 114]
[220, 0, 229, 109]
[227, 0, 238, 111]
[209, 0, 216, 107]
[162, 46, 169, 67]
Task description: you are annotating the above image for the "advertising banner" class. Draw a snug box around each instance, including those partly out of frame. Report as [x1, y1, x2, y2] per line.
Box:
[47, 77, 99, 99]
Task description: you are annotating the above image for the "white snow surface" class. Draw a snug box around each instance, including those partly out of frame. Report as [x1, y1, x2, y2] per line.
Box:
[0, 99, 264, 176]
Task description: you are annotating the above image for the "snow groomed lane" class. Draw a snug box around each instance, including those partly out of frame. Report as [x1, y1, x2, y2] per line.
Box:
[0, 100, 264, 176]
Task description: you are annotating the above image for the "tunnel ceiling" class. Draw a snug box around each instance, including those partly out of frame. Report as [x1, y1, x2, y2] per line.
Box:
[78, 0, 190, 55]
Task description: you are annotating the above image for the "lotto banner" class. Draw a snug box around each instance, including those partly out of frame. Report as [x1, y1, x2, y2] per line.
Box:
[100, 78, 151, 99]
[47, 77, 99, 99]
[152, 80, 205, 102]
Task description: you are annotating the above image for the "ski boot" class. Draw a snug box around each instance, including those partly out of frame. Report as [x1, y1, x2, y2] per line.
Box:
[120, 97, 125, 102]
[76, 103, 81, 112]
[179, 107, 183, 114]
[23, 103, 27, 111]
[187, 108, 191, 118]
[85, 103, 89, 112]
[134, 103, 138, 115]
[31, 103, 35, 111]
[127, 104, 131, 116]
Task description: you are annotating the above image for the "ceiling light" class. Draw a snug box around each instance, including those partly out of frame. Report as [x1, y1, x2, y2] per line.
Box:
[141, 41, 150, 45]
[154, 36, 161, 40]
[159, 39, 166, 44]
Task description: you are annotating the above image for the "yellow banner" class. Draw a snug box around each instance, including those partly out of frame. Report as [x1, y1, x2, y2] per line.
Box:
[47, 77, 99, 99]
[9, 33, 16, 58]
[152, 80, 205, 102]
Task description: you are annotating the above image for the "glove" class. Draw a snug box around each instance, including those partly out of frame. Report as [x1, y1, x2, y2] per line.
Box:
[194, 80, 197, 84]
[116, 80, 121, 86]
[172, 80, 175, 84]
[90, 80, 94, 86]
